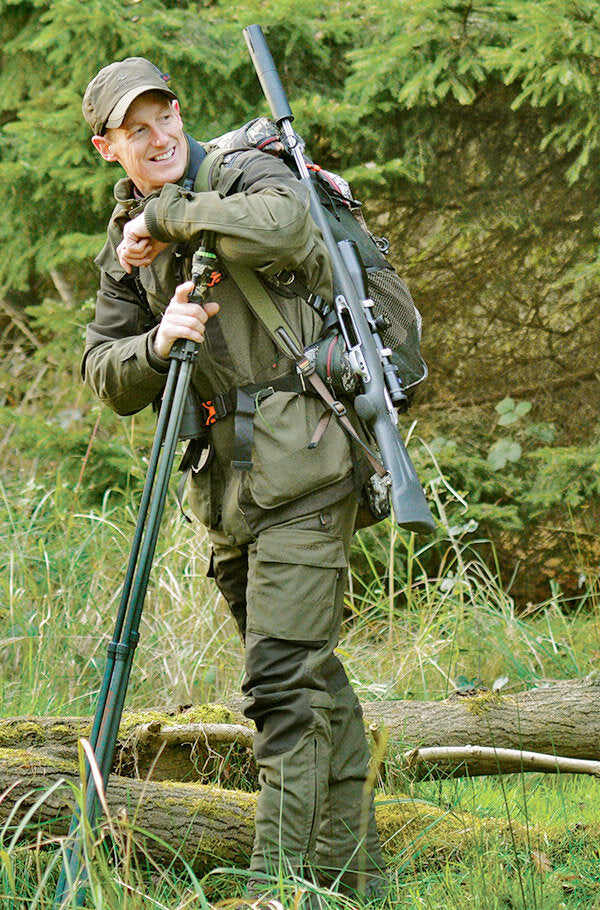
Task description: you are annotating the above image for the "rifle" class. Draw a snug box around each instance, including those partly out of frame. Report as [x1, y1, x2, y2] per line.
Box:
[243, 25, 435, 534]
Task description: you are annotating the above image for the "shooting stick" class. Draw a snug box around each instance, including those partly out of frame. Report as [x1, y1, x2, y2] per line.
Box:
[54, 235, 216, 907]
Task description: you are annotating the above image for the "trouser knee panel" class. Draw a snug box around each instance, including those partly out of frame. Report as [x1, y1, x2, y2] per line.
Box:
[243, 634, 331, 759]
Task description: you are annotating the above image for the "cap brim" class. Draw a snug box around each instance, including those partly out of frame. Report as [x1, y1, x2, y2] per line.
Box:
[104, 83, 177, 130]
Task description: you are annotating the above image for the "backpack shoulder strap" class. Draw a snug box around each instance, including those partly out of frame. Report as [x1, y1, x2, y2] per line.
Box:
[182, 134, 207, 190]
[193, 146, 232, 193]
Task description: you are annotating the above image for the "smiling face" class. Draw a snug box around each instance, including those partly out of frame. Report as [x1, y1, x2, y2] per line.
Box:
[92, 91, 187, 196]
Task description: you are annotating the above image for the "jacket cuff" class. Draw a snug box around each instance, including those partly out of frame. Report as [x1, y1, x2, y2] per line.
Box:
[144, 200, 172, 243]
[146, 326, 171, 373]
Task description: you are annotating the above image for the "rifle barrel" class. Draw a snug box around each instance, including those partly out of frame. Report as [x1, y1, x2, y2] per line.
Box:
[244, 25, 293, 124]
[244, 25, 435, 535]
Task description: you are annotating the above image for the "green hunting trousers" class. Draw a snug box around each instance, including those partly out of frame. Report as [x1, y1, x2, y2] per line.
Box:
[208, 493, 386, 894]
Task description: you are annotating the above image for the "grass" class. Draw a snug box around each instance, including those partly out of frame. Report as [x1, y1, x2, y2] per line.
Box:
[0, 473, 243, 717]
[2, 425, 600, 908]
[2, 773, 600, 908]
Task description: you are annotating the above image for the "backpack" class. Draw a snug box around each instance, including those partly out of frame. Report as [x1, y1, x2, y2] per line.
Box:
[185, 122, 428, 524]
[200, 118, 428, 404]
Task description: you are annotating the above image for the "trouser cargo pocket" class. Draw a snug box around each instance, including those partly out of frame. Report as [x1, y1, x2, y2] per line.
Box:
[246, 526, 348, 643]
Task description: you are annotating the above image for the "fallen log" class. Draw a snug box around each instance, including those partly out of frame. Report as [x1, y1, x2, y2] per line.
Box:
[0, 747, 254, 871]
[0, 705, 256, 787]
[0, 747, 549, 873]
[3, 676, 599, 779]
[363, 673, 600, 778]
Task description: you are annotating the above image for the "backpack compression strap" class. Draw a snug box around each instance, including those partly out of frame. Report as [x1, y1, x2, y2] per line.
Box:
[225, 260, 386, 477]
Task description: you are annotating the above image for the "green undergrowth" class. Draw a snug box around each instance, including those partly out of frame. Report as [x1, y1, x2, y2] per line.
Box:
[2, 466, 600, 907]
[1, 772, 599, 908]
[0, 469, 241, 717]
[2, 450, 600, 718]
[2, 414, 600, 905]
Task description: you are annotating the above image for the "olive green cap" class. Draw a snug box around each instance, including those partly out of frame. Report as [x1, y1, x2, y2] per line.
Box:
[82, 57, 177, 134]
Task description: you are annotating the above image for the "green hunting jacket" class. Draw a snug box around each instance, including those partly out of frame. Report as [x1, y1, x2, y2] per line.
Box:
[83, 140, 355, 538]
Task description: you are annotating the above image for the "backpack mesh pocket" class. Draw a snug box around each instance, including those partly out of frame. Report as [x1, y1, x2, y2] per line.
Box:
[367, 267, 427, 392]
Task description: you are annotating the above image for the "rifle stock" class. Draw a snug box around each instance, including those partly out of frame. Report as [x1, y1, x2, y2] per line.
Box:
[243, 24, 435, 534]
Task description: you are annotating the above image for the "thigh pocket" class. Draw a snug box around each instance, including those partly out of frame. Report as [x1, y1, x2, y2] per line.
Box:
[247, 527, 347, 642]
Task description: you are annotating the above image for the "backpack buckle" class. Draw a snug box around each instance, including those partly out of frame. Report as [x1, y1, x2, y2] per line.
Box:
[296, 355, 314, 377]
[201, 393, 230, 425]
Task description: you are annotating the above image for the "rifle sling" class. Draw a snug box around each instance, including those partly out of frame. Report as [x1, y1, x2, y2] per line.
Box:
[225, 261, 385, 477]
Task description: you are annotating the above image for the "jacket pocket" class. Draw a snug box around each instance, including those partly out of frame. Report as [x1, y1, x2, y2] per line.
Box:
[247, 392, 353, 509]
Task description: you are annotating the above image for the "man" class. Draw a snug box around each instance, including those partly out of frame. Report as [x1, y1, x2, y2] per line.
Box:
[82, 56, 386, 900]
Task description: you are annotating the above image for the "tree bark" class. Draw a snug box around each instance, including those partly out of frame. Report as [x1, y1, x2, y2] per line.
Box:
[0, 748, 255, 870]
[362, 674, 600, 777]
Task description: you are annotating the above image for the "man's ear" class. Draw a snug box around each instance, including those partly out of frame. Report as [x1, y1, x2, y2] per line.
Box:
[172, 99, 182, 122]
[91, 135, 119, 162]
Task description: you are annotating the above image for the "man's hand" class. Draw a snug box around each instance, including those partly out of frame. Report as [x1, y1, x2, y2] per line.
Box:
[154, 281, 220, 359]
[118, 212, 169, 273]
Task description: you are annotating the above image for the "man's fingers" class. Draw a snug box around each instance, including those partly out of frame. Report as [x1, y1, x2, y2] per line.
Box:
[118, 239, 151, 257]
[166, 300, 220, 325]
[117, 238, 144, 272]
[165, 312, 207, 332]
[172, 281, 196, 303]
[172, 284, 220, 318]
[117, 245, 133, 273]
[118, 225, 170, 275]
[123, 213, 150, 245]
[152, 286, 220, 359]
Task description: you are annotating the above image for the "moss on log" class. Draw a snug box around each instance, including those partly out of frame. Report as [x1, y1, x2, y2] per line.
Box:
[0, 704, 256, 788]
[2, 676, 600, 785]
[0, 747, 549, 872]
